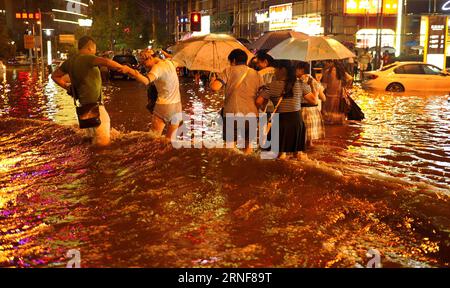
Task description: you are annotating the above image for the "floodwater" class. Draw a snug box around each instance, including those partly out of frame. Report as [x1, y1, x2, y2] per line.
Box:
[0, 67, 449, 267]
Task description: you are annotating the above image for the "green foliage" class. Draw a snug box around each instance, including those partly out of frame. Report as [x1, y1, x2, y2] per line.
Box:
[89, 0, 155, 52]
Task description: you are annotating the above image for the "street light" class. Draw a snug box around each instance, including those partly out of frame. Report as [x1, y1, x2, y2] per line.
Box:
[43, 29, 55, 66]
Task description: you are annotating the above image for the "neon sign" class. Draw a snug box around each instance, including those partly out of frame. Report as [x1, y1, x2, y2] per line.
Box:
[443, 1, 450, 11]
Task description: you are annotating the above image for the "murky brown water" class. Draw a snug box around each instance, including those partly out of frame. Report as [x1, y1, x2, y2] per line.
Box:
[0, 68, 449, 267]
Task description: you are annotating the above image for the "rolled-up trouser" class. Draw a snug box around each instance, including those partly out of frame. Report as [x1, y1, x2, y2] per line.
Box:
[86, 105, 111, 146]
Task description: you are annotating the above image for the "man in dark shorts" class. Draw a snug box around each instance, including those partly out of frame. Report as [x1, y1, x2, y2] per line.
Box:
[210, 49, 263, 155]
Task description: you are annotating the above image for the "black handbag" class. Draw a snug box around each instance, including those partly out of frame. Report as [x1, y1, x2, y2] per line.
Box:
[347, 97, 365, 121]
[70, 86, 102, 129]
[339, 87, 352, 114]
[146, 83, 158, 113]
[68, 61, 102, 129]
[75, 103, 101, 129]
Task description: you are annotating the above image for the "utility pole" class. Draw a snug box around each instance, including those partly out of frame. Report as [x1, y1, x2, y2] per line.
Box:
[38, 9, 45, 78]
[375, 0, 384, 69]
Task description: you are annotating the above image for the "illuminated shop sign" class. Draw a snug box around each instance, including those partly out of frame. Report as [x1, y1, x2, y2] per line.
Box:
[52, 0, 90, 26]
[255, 11, 269, 24]
[269, 3, 293, 31]
[426, 16, 447, 54]
[294, 14, 323, 36]
[444, 1, 450, 11]
[345, 0, 398, 15]
[406, 0, 450, 14]
[425, 15, 448, 70]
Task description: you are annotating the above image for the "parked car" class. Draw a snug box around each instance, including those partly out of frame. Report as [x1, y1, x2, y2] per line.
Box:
[363, 62, 450, 92]
[109, 55, 139, 80]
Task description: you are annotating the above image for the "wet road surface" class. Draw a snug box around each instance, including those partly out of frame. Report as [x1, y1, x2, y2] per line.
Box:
[0, 68, 449, 267]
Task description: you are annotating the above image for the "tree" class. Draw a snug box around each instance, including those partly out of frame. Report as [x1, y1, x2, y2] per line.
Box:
[90, 0, 149, 52]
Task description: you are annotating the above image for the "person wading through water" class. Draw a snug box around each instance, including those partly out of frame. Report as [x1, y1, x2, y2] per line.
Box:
[52, 36, 129, 147]
[123, 49, 183, 141]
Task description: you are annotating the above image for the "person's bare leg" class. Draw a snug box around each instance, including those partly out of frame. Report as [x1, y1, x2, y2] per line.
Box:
[166, 124, 179, 141]
[244, 140, 253, 155]
[294, 151, 309, 160]
[151, 115, 165, 137]
[93, 106, 111, 147]
[278, 152, 287, 160]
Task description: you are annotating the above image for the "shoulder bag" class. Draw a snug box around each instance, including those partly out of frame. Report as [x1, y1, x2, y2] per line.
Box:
[219, 67, 250, 119]
[68, 59, 101, 129]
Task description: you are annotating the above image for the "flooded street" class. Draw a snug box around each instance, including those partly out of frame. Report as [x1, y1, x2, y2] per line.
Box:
[0, 68, 449, 267]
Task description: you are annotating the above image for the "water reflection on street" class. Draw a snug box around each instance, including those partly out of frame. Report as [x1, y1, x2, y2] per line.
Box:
[0, 68, 449, 267]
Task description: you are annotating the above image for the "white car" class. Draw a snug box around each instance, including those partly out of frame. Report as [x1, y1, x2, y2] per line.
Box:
[363, 62, 450, 92]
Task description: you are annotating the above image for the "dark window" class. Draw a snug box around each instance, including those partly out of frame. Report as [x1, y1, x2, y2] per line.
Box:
[394, 66, 405, 74]
[395, 64, 424, 75]
[381, 63, 397, 71]
[423, 65, 442, 75]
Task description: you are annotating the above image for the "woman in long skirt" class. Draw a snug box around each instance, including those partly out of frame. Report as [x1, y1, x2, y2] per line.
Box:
[256, 60, 316, 160]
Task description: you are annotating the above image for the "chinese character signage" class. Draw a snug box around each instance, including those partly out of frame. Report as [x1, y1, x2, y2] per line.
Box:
[345, 0, 398, 15]
[269, 3, 293, 31]
[427, 16, 447, 54]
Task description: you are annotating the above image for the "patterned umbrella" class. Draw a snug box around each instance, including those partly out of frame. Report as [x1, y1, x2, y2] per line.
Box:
[171, 34, 254, 73]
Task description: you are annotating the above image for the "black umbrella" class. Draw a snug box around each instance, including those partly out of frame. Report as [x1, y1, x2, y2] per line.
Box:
[248, 30, 309, 51]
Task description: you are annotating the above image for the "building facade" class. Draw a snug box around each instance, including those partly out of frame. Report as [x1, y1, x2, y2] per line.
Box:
[165, 0, 450, 58]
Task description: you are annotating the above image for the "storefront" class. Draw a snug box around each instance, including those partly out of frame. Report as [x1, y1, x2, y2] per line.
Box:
[344, 0, 399, 50]
[406, 0, 450, 57]
[266, 2, 324, 36]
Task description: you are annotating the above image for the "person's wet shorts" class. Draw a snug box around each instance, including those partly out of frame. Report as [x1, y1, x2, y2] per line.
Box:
[153, 102, 183, 125]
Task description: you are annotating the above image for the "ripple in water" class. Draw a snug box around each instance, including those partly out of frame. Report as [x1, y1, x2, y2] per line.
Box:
[0, 71, 449, 267]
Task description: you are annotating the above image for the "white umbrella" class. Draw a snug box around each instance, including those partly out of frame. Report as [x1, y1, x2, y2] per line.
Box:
[171, 34, 254, 73]
[268, 36, 356, 61]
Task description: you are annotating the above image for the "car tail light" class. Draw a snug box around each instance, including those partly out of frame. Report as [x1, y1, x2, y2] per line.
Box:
[367, 74, 378, 80]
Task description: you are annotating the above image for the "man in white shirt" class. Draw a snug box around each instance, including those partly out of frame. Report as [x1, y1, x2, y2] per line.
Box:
[125, 49, 182, 140]
[210, 49, 263, 155]
[358, 48, 372, 81]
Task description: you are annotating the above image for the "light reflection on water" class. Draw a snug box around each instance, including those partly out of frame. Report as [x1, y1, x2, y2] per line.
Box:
[0, 69, 449, 268]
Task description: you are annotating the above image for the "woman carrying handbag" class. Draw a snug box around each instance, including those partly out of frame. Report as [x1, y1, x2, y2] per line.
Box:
[256, 60, 316, 160]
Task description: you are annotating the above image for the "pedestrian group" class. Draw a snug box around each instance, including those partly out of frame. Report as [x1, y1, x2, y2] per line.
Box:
[52, 36, 358, 160]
